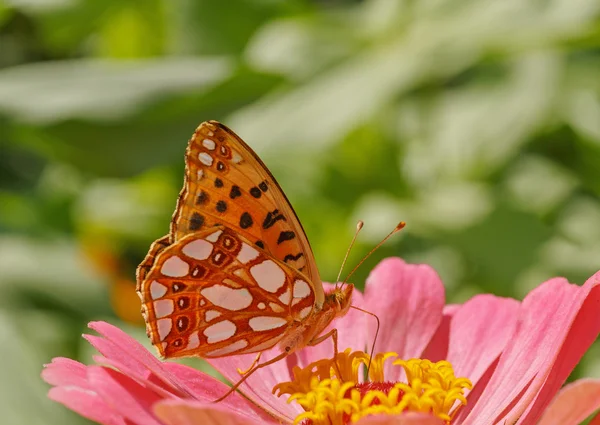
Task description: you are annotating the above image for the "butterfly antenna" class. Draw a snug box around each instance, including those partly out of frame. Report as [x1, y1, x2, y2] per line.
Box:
[350, 305, 380, 379]
[335, 221, 364, 288]
[341, 221, 406, 286]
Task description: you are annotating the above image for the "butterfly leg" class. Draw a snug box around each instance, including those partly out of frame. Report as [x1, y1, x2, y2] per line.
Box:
[213, 351, 289, 403]
[307, 329, 343, 379]
[236, 352, 262, 375]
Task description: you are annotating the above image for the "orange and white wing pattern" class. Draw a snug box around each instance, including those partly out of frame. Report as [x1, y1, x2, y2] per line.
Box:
[137, 226, 316, 359]
[168, 121, 322, 303]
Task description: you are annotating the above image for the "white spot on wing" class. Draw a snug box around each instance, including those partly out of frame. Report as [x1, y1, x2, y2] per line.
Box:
[200, 285, 252, 311]
[293, 280, 311, 299]
[239, 335, 283, 353]
[161, 257, 189, 277]
[257, 302, 266, 310]
[205, 310, 221, 322]
[150, 280, 167, 299]
[249, 316, 288, 331]
[251, 260, 285, 293]
[238, 243, 259, 264]
[197, 169, 204, 180]
[182, 239, 212, 260]
[157, 318, 172, 341]
[299, 306, 312, 319]
[187, 332, 200, 350]
[205, 339, 248, 356]
[199, 152, 213, 166]
[278, 288, 291, 305]
[203, 320, 236, 343]
[206, 230, 222, 243]
[232, 151, 242, 164]
[154, 299, 174, 318]
[202, 139, 216, 150]
[207, 131, 214, 137]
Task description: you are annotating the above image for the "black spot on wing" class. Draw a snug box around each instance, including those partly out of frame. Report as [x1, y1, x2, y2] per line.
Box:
[176, 316, 190, 332]
[283, 253, 304, 263]
[240, 212, 253, 229]
[249, 187, 261, 198]
[172, 282, 187, 293]
[196, 190, 209, 205]
[263, 209, 286, 229]
[189, 212, 204, 230]
[216, 200, 227, 213]
[277, 231, 295, 244]
[229, 185, 241, 199]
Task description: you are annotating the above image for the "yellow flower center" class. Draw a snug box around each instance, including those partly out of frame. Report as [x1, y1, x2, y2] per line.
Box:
[273, 349, 472, 425]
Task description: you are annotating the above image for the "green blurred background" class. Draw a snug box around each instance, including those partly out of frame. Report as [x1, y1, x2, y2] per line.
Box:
[1, 0, 600, 423]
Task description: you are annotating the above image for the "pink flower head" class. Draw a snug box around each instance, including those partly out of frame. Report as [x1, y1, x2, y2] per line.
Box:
[43, 258, 600, 425]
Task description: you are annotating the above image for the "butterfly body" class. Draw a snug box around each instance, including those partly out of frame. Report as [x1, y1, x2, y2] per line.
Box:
[136, 120, 353, 379]
[278, 284, 353, 355]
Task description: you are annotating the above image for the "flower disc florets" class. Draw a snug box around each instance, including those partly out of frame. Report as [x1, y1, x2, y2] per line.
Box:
[274, 349, 472, 425]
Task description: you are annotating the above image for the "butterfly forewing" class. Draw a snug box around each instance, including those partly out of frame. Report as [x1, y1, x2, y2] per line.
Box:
[137, 226, 316, 359]
[169, 121, 322, 303]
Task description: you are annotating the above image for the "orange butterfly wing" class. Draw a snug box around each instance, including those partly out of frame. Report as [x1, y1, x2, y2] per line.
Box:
[138, 226, 316, 359]
[169, 121, 322, 304]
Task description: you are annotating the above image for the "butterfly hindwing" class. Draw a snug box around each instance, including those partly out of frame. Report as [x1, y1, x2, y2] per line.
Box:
[137, 226, 316, 359]
[169, 121, 323, 303]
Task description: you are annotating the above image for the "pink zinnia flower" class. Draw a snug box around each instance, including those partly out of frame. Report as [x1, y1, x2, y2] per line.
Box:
[43, 258, 600, 424]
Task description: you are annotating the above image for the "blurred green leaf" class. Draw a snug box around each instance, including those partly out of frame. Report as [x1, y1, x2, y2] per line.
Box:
[0, 57, 233, 123]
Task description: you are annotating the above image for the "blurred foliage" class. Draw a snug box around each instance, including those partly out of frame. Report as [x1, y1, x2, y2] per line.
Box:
[1, 0, 599, 423]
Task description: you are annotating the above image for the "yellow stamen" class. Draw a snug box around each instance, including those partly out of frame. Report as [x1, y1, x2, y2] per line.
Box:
[275, 351, 473, 425]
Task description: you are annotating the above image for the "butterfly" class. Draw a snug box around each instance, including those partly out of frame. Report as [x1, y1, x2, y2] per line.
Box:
[136, 120, 353, 398]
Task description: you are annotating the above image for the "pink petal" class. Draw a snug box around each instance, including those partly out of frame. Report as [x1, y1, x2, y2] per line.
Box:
[355, 412, 444, 425]
[83, 334, 152, 383]
[92, 354, 181, 401]
[421, 304, 459, 362]
[42, 357, 89, 388]
[364, 258, 445, 381]
[208, 350, 300, 422]
[461, 272, 600, 425]
[154, 399, 277, 425]
[537, 379, 600, 425]
[446, 294, 520, 388]
[87, 366, 164, 425]
[517, 272, 600, 424]
[48, 386, 126, 425]
[88, 321, 196, 398]
[161, 363, 273, 423]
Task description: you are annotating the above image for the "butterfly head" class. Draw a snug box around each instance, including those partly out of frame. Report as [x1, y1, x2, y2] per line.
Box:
[325, 283, 354, 317]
